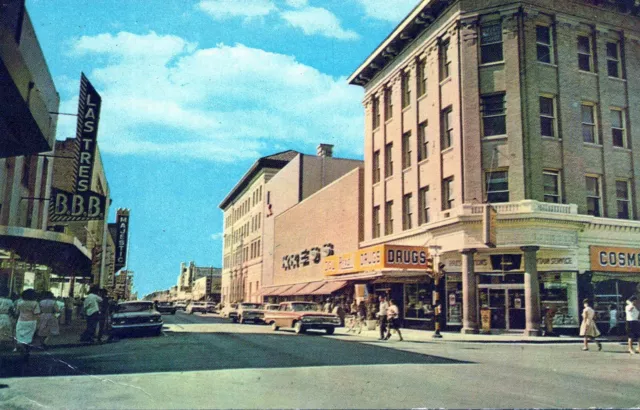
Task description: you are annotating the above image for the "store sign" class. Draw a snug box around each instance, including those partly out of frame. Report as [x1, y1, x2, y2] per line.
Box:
[324, 245, 430, 276]
[114, 209, 130, 271]
[483, 204, 497, 248]
[590, 246, 640, 273]
[282, 243, 334, 271]
[49, 188, 106, 222]
[75, 73, 102, 193]
[441, 250, 577, 272]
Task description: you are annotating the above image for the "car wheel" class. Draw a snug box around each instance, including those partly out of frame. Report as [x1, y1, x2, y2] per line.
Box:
[231, 317, 237, 323]
[294, 321, 305, 334]
[154, 328, 163, 336]
[271, 322, 279, 331]
[325, 327, 335, 335]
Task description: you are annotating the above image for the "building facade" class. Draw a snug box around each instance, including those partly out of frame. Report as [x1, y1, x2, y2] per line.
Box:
[349, 0, 640, 334]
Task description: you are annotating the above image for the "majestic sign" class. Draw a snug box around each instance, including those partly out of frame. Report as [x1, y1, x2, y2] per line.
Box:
[114, 209, 130, 271]
[75, 73, 102, 193]
[590, 246, 640, 273]
[282, 243, 334, 271]
[49, 187, 106, 222]
[324, 245, 430, 276]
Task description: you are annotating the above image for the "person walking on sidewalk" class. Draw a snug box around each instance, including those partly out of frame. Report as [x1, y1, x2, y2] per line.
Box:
[15, 289, 40, 361]
[97, 289, 111, 342]
[0, 295, 15, 351]
[608, 304, 618, 335]
[384, 299, 403, 341]
[64, 297, 74, 325]
[38, 291, 60, 348]
[579, 299, 602, 351]
[80, 286, 102, 343]
[625, 295, 640, 354]
[377, 295, 389, 341]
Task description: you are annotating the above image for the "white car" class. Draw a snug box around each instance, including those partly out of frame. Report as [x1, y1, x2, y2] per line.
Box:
[220, 303, 238, 319]
[186, 302, 208, 314]
[237, 303, 264, 324]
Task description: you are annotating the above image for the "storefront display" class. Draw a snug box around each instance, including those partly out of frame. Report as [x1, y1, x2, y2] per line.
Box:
[590, 272, 640, 326]
[445, 273, 462, 325]
[404, 283, 434, 326]
[539, 272, 579, 328]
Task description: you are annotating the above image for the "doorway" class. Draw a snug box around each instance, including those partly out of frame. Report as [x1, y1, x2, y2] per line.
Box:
[478, 286, 526, 330]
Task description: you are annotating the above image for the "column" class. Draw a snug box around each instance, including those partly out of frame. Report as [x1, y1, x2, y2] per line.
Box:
[522, 246, 540, 336]
[461, 248, 478, 334]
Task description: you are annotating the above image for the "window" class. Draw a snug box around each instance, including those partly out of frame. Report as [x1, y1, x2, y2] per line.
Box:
[372, 97, 381, 129]
[586, 176, 602, 217]
[419, 186, 431, 225]
[401, 71, 411, 108]
[385, 201, 394, 235]
[577, 35, 593, 72]
[402, 131, 412, 169]
[403, 193, 413, 230]
[384, 87, 393, 120]
[606, 41, 621, 78]
[441, 107, 453, 150]
[616, 180, 631, 219]
[581, 104, 598, 144]
[543, 171, 561, 203]
[611, 109, 626, 148]
[480, 22, 503, 64]
[536, 25, 553, 63]
[486, 170, 509, 203]
[481, 94, 506, 137]
[417, 59, 427, 97]
[539, 96, 556, 138]
[384, 143, 393, 177]
[372, 206, 381, 238]
[442, 177, 455, 210]
[418, 121, 428, 161]
[440, 39, 451, 81]
[373, 150, 381, 183]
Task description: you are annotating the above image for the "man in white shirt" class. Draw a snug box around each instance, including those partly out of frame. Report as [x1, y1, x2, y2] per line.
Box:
[377, 295, 389, 340]
[625, 295, 639, 354]
[80, 286, 103, 343]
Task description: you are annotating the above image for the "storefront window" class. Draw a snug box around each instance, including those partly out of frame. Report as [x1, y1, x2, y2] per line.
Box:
[478, 273, 524, 285]
[540, 272, 578, 327]
[446, 273, 463, 325]
[404, 283, 434, 322]
[590, 272, 640, 327]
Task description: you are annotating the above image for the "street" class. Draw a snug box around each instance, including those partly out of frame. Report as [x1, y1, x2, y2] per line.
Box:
[0, 311, 639, 409]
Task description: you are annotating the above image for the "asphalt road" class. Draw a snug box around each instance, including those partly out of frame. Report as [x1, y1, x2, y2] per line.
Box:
[1, 311, 639, 409]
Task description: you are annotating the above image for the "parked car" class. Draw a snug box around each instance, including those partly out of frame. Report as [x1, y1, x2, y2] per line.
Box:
[205, 302, 218, 313]
[110, 301, 163, 336]
[186, 301, 208, 314]
[220, 303, 238, 319]
[263, 301, 341, 335]
[155, 302, 177, 315]
[237, 303, 264, 324]
[174, 301, 187, 310]
[262, 303, 280, 312]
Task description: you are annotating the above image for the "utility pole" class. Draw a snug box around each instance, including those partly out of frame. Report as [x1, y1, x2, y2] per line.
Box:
[429, 245, 443, 339]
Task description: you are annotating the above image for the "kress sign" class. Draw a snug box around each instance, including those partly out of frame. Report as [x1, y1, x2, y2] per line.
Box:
[282, 243, 334, 271]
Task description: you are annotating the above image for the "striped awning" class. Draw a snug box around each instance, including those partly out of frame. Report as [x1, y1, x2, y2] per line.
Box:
[279, 283, 309, 296]
[309, 281, 348, 295]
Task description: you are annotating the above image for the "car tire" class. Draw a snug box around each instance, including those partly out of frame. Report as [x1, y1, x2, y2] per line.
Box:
[271, 322, 279, 331]
[231, 317, 237, 323]
[294, 321, 305, 334]
[325, 327, 335, 335]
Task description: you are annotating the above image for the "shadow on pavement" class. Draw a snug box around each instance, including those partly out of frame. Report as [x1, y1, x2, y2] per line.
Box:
[0, 330, 473, 378]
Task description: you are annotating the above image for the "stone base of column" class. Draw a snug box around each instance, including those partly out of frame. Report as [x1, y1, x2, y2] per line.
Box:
[524, 328, 540, 337]
[461, 327, 479, 334]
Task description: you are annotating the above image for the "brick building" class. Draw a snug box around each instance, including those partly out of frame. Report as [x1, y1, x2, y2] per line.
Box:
[349, 0, 640, 334]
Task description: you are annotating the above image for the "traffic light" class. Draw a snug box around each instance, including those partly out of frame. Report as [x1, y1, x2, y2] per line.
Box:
[426, 256, 434, 273]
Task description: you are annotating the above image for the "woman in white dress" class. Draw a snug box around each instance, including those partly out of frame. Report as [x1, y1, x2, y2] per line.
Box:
[15, 289, 40, 361]
[0, 295, 15, 351]
[579, 299, 602, 351]
[38, 291, 60, 347]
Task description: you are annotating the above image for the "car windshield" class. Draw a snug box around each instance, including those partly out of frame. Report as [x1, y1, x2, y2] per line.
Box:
[241, 303, 262, 309]
[291, 303, 319, 312]
[158, 302, 172, 306]
[117, 303, 154, 313]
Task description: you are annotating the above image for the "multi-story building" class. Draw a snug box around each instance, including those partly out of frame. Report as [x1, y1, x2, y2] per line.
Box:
[1, 5, 91, 296]
[349, 0, 640, 335]
[177, 261, 221, 291]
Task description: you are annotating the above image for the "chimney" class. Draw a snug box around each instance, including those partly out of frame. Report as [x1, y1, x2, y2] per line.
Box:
[317, 143, 334, 158]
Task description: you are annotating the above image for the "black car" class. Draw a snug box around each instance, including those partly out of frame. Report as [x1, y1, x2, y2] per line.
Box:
[155, 302, 177, 315]
[110, 301, 164, 336]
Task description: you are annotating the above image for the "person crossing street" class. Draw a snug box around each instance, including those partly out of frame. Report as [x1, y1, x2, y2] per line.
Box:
[377, 295, 388, 341]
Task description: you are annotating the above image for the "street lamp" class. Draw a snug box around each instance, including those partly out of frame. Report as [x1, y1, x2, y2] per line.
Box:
[428, 245, 443, 339]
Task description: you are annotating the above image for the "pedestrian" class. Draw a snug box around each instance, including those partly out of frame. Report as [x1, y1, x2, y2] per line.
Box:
[332, 301, 345, 327]
[97, 289, 111, 342]
[385, 298, 403, 341]
[377, 295, 389, 341]
[64, 296, 74, 325]
[80, 286, 102, 343]
[323, 299, 332, 313]
[579, 299, 602, 351]
[350, 299, 357, 315]
[608, 304, 618, 335]
[625, 295, 639, 354]
[15, 289, 40, 361]
[0, 294, 15, 351]
[38, 291, 60, 347]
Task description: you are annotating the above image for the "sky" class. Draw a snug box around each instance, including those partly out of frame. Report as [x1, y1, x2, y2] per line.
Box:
[25, 0, 419, 297]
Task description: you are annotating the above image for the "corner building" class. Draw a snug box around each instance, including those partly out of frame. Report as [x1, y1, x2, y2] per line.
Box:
[350, 0, 640, 335]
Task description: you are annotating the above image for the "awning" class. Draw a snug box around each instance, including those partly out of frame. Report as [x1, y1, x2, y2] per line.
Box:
[0, 226, 92, 276]
[309, 281, 348, 295]
[590, 271, 640, 283]
[279, 283, 309, 296]
[261, 284, 294, 296]
[294, 281, 325, 295]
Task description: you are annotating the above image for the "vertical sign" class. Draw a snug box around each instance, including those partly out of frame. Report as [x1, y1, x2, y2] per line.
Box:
[114, 209, 130, 271]
[75, 73, 102, 193]
[483, 204, 497, 248]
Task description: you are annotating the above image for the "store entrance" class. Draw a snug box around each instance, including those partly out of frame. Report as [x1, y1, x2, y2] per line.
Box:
[478, 286, 526, 330]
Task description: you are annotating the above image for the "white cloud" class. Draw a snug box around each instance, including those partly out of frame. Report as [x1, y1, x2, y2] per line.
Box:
[210, 233, 224, 240]
[354, 0, 418, 23]
[58, 32, 364, 162]
[281, 7, 359, 40]
[283, 0, 308, 8]
[197, 0, 277, 20]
